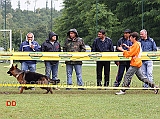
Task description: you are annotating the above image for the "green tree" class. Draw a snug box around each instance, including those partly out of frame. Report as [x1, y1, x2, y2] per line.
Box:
[54, 0, 119, 46]
[84, 3, 119, 45]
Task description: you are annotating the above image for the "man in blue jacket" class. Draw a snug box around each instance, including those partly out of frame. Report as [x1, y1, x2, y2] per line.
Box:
[19, 32, 41, 90]
[92, 29, 114, 87]
[41, 32, 61, 85]
[139, 29, 157, 88]
[19, 32, 41, 72]
[114, 29, 132, 87]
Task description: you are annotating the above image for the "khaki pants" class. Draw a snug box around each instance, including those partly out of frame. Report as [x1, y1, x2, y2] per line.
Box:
[122, 66, 155, 92]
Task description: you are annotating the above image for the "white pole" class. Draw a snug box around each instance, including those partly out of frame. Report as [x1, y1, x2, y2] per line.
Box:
[9, 30, 12, 52]
[9, 30, 13, 66]
[0, 29, 13, 66]
[0, 29, 12, 51]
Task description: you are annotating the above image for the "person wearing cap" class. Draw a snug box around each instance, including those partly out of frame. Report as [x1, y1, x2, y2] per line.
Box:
[91, 29, 114, 87]
[41, 32, 61, 85]
[139, 29, 157, 88]
[113, 29, 132, 87]
[63, 28, 86, 90]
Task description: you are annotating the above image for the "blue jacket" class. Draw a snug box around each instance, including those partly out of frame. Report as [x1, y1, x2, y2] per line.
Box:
[139, 37, 157, 51]
[91, 37, 114, 52]
[41, 32, 61, 64]
[116, 37, 132, 65]
[19, 36, 41, 64]
[116, 37, 132, 51]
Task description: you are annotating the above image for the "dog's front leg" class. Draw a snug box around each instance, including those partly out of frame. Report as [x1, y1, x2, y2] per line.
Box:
[49, 88, 53, 94]
[19, 87, 25, 94]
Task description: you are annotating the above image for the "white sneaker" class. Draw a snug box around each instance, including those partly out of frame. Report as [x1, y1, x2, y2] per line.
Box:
[154, 86, 159, 94]
[115, 90, 126, 95]
[30, 87, 35, 90]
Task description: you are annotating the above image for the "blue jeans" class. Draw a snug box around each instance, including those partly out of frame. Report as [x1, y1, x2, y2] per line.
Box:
[66, 64, 83, 86]
[141, 61, 153, 88]
[45, 62, 59, 80]
[21, 62, 36, 72]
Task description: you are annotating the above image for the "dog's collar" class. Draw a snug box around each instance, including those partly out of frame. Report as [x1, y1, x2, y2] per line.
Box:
[16, 72, 24, 78]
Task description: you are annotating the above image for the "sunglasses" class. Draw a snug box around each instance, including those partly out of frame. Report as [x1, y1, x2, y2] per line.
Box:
[28, 37, 32, 38]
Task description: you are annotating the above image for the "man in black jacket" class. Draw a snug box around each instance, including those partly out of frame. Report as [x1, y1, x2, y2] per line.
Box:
[41, 32, 61, 84]
[114, 29, 132, 87]
[92, 30, 114, 87]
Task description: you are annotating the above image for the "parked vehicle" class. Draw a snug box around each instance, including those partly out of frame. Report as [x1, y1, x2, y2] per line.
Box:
[85, 45, 91, 52]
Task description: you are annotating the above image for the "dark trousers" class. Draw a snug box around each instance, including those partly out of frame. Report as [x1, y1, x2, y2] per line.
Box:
[114, 62, 130, 87]
[96, 61, 110, 86]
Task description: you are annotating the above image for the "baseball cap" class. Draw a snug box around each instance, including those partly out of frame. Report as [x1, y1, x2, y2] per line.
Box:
[124, 29, 131, 33]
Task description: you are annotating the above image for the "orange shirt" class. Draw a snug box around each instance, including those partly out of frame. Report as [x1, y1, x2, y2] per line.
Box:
[123, 41, 142, 68]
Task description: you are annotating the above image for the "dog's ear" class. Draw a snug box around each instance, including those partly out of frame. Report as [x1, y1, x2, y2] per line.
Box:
[11, 64, 14, 68]
[15, 64, 18, 68]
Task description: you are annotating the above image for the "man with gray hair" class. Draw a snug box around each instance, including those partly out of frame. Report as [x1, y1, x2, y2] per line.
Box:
[19, 32, 41, 90]
[19, 32, 41, 72]
[139, 29, 157, 88]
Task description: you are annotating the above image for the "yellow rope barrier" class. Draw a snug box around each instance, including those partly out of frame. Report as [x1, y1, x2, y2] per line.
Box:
[1, 51, 159, 90]
[0, 83, 159, 90]
[0, 51, 160, 61]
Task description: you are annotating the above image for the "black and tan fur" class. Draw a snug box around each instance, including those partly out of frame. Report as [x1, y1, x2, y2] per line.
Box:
[7, 64, 58, 94]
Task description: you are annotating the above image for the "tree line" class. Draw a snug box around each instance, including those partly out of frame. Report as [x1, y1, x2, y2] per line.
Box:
[0, 0, 160, 51]
[54, 0, 160, 46]
[0, 0, 61, 50]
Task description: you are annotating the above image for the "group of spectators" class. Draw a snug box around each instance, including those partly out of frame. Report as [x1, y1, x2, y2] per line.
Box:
[19, 28, 159, 94]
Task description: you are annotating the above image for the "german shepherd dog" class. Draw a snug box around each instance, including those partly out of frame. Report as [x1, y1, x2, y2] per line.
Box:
[7, 64, 60, 94]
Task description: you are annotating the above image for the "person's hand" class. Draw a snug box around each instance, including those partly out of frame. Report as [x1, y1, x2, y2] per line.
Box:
[122, 44, 127, 47]
[122, 44, 129, 49]
[30, 44, 34, 49]
[117, 46, 124, 51]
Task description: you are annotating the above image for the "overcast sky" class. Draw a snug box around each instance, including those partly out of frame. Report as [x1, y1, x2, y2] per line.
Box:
[11, 0, 64, 11]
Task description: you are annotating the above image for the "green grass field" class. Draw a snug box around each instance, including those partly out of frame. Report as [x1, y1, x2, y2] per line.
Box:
[0, 62, 160, 119]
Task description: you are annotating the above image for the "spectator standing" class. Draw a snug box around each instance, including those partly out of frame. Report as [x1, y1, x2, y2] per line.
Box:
[91, 29, 114, 87]
[19, 32, 41, 90]
[114, 29, 132, 87]
[63, 28, 86, 90]
[19, 32, 41, 72]
[41, 32, 61, 85]
[139, 29, 157, 88]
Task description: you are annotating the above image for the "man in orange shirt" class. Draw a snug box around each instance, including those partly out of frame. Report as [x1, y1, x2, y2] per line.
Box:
[115, 32, 159, 95]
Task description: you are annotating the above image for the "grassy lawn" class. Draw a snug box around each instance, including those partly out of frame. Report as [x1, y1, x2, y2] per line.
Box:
[0, 62, 160, 119]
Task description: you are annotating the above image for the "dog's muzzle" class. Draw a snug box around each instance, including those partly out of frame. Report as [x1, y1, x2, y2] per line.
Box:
[7, 71, 13, 76]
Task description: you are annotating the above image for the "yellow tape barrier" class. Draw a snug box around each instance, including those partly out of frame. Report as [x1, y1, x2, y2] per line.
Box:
[0, 51, 160, 61]
[0, 83, 159, 90]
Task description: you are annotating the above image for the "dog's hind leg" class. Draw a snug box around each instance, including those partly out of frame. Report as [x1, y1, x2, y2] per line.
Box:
[44, 88, 50, 94]
[19, 87, 25, 94]
[45, 87, 53, 94]
[40, 87, 51, 94]
[49, 87, 53, 94]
